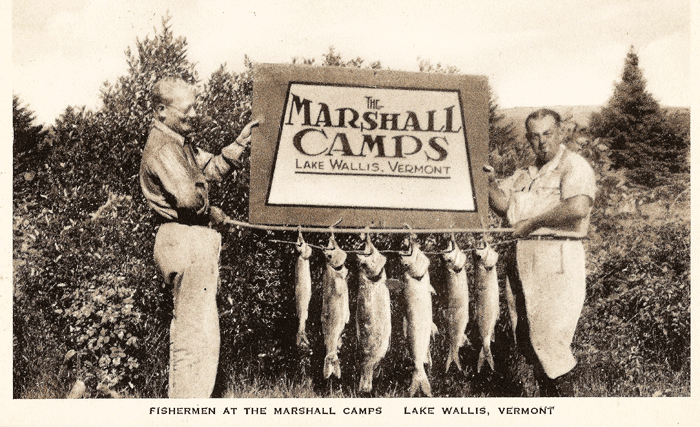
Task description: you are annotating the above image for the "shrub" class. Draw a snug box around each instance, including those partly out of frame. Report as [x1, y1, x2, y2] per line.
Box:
[580, 211, 690, 381]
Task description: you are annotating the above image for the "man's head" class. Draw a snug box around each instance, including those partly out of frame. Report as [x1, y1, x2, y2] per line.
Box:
[152, 77, 196, 135]
[525, 109, 563, 165]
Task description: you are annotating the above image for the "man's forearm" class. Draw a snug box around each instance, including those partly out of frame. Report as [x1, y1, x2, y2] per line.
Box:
[221, 141, 246, 166]
[488, 181, 509, 217]
[514, 195, 592, 236]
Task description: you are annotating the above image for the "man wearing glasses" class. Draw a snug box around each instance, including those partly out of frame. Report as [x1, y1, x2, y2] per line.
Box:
[488, 109, 596, 397]
[140, 76, 258, 398]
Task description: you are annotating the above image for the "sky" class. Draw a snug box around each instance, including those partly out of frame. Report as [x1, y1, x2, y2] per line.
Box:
[12, 0, 693, 126]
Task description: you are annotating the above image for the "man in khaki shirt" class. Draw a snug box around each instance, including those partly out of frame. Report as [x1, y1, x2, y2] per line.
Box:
[140, 76, 258, 398]
[489, 109, 596, 396]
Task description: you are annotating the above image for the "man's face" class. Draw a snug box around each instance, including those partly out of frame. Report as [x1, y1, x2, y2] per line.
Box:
[159, 85, 196, 135]
[526, 115, 562, 165]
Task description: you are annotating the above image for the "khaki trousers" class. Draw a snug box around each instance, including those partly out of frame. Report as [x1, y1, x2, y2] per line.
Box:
[510, 240, 586, 379]
[154, 222, 221, 398]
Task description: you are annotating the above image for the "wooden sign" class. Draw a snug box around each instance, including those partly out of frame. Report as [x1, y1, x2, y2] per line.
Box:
[250, 63, 489, 229]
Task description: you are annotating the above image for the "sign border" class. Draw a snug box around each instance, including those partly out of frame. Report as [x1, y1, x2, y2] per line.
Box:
[250, 63, 490, 229]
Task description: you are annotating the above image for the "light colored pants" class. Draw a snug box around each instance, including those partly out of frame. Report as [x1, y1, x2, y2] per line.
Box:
[515, 239, 586, 379]
[154, 222, 222, 398]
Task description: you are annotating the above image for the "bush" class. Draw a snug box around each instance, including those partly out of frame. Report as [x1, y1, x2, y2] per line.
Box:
[580, 212, 690, 381]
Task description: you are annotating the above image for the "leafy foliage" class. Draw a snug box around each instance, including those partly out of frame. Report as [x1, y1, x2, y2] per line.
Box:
[12, 18, 689, 399]
[13, 14, 198, 397]
[588, 47, 688, 187]
[578, 209, 689, 390]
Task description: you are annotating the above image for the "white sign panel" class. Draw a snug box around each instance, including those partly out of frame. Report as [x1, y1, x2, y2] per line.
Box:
[267, 83, 475, 212]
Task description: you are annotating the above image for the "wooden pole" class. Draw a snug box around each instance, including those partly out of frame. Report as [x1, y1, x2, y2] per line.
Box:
[223, 218, 513, 235]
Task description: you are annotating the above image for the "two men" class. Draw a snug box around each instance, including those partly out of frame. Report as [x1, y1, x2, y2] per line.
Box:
[489, 109, 596, 397]
[140, 76, 258, 398]
[139, 77, 594, 398]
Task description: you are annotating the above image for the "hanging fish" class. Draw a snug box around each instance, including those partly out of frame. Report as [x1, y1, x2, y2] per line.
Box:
[355, 233, 391, 393]
[442, 234, 469, 372]
[400, 239, 437, 397]
[295, 232, 313, 349]
[474, 242, 499, 373]
[504, 275, 518, 345]
[321, 234, 349, 379]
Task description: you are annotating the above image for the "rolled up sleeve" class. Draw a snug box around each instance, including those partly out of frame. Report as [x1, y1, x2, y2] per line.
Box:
[194, 143, 245, 183]
[561, 156, 596, 202]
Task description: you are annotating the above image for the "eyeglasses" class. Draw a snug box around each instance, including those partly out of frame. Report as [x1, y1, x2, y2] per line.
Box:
[168, 103, 194, 115]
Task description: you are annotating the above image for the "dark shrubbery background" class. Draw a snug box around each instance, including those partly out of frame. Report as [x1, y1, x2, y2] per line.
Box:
[13, 19, 689, 398]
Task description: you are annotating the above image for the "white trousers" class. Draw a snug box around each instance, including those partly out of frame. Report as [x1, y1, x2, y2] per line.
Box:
[516, 240, 586, 379]
[154, 222, 221, 398]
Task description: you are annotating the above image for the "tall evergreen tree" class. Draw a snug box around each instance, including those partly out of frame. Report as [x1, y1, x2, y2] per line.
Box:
[588, 47, 686, 186]
[13, 95, 47, 156]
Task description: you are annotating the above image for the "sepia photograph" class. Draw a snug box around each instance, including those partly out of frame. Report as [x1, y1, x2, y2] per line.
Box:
[7, 0, 696, 425]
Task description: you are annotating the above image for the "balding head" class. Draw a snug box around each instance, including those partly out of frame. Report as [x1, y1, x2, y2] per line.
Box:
[152, 77, 192, 109]
[152, 76, 196, 134]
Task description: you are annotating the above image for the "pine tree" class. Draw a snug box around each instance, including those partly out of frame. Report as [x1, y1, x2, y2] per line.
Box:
[588, 47, 686, 186]
[13, 95, 47, 156]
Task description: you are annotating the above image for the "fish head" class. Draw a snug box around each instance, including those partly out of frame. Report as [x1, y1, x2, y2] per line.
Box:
[295, 233, 313, 259]
[323, 234, 347, 268]
[474, 244, 499, 270]
[296, 241, 313, 259]
[357, 236, 387, 278]
[400, 241, 430, 279]
[442, 242, 467, 272]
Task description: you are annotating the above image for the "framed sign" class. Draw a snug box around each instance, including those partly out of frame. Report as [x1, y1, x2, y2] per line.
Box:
[250, 63, 489, 229]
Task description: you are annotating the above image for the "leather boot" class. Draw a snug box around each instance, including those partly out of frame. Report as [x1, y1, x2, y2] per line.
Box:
[537, 369, 575, 397]
[537, 375, 561, 397]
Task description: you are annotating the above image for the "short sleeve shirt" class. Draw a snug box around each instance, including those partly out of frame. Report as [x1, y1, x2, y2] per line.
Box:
[498, 145, 596, 237]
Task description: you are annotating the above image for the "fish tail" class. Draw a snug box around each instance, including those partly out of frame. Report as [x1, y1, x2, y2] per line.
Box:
[324, 354, 341, 379]
[409, 370, 432, 397]
[296, 329, 309, 348]
[431, 323, 439, 336]
[477, 343, 495, 373]
[445, 346, 462, 373]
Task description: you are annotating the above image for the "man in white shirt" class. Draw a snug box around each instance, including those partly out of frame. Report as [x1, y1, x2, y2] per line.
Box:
[488, 109, 597, 396]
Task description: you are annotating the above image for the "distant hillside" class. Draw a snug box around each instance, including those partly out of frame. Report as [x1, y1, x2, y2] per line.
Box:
[500, 105, 690, 141]
[501, 105, 601, 141]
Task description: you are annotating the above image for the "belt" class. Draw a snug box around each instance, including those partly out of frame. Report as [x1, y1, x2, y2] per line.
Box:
[522, 235, 584, 241]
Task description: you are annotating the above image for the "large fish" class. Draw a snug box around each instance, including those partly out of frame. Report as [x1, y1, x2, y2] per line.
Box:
[401, 240, 437, 397]
[355, 233, 391, 393]
[474, 243, 499, 373]
[295, 232, 313, 349]
[321, 234, 349, 379]
[442, 235, 469, 372]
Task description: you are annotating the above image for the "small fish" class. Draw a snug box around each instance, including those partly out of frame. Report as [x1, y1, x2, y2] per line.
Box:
[401, 240, 437, 397]
[355, 233, 391, 393]
[474, 243, 499, 373]
[442, 235, 469, 372]
[295, 233, 313, 348]
[504, 275, 518, 344]
[321, 234, 349, 379]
